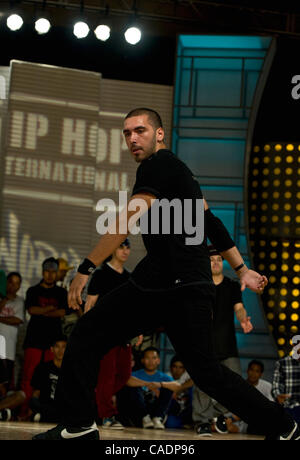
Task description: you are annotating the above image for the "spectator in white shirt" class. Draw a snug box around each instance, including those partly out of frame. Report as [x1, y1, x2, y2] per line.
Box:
[226, 359, 274, 435]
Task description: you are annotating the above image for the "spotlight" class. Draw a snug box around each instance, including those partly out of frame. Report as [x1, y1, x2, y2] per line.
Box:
[94, 24, 110, 41]
[35, 18, 51, 35]
[7, 13, 23, 31]
[73, 21, 89, 39]
[124, 26, 141, 45]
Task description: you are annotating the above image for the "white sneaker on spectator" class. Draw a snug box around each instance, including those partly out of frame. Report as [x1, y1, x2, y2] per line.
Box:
[142, 414, 154, 429]
[0, 408, 11, 421]
[33, 413, 41, 422]
[152, 417, 165, 430]
[102, 416, 124, 430]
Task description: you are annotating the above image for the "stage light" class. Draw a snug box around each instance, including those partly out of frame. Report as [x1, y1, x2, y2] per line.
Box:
[94, 24, 110, 41]
[7, 14, 23, 31]
[124, 26, 141, 45]
[73, 21, 89, 39]
[35, 18, 51, 35]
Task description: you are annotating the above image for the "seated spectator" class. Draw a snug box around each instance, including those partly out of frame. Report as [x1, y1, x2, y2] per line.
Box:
[0, 359, 25, 421]
[271, 350, 300, 425]
[0, 272, 24, 390]
[20, 257, 68, 418]
[29, 336, 67, 422]
[117, 347, 180, 429]
[165, 355, 193, 429]
[226, 359, 274, 435]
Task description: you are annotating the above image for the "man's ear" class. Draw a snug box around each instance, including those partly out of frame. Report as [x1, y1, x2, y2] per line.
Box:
[156, 127, 165, 143]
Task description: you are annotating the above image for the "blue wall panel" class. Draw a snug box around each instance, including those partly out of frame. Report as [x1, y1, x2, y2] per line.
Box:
[169, 35, 278, 381]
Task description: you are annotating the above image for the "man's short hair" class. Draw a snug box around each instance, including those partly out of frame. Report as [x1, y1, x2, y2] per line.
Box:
[170, 354, 184, 368]
[142, 346, 160, 358]
[7, 272, 22, 283]
[51, 335, 68, 346]
[125, 108, 163, 130]
[248, 359, 264, 373]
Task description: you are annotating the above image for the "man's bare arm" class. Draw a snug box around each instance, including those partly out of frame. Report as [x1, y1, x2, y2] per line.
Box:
[68, 192, 156, 310]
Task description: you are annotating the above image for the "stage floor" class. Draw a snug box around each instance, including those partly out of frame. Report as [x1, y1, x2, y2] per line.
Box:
[0, 421, 263, 441]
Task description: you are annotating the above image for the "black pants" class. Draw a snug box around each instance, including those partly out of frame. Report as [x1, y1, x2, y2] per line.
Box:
[29, 397, 60, 423]
[55, 280, 293, 437]
[117, 386, 173, 426]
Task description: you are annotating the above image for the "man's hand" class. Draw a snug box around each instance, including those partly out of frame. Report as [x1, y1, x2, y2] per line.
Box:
[84, 294, 99, 314]
[238, 269, 268, 294]
[68, 273, 89, 310]
[135, 335, 144, 348]
[240, 316, 253, 333]
[276, 394, 291, 405]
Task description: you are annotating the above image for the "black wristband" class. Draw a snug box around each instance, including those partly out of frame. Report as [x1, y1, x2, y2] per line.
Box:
[234, 263, 245, 272]
[78, 258, 96, 275]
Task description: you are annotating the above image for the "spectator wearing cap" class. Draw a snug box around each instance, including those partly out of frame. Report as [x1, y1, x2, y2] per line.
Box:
[20, 257, 68, 418]
[192, 245, 253, 437]
[56, 258, 74, 290]
[84, 239, 140, 429]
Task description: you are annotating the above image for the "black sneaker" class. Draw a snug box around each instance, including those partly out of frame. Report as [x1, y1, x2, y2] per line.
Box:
[195, 423, 212, 437]
[32, 423, 99, 440]
[278, 422, 300, 441]
[214, 415, 228, 434]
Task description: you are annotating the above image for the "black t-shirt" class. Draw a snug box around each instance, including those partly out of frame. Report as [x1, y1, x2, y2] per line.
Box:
[88, 263, 130, 297]
[23, 283, 68, 350]
[130, 149, 213, 291]
[212, 276, 243, 361]
[31, 361, 60, 404]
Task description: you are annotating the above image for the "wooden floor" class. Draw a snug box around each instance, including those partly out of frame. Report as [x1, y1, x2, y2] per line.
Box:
[0, 421, 263, 441]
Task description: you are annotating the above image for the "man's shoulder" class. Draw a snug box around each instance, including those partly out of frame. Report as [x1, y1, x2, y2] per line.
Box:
[132, 369, 147, 378]
[26, 283, 42, 296]
[277, 356, 296, 367]
[52, 284, 68, 295]
[258, 378, 272, 388]
[223, 276, 239, 286]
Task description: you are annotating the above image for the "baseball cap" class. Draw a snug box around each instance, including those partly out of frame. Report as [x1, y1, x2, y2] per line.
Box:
[208, 245, 223, 259]
[120, 238, 130, 248]
[42, 257, 59, 271]
[57, 257, 74, 271]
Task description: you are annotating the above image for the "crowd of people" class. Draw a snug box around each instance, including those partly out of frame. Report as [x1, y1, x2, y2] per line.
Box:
[0, 243, 299, 437]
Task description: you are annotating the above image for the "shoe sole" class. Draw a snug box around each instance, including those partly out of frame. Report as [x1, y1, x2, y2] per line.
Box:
[215, 426, 228, 434]
[33, 430, 100, 440]
[196, 433, 213, 437]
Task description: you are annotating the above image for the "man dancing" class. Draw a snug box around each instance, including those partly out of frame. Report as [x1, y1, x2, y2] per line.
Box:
[33, 108, 298, 440]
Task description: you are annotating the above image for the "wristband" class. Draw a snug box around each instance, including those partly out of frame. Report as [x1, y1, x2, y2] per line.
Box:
[78, 258, 96, 275]
[234, 263, 245, 272]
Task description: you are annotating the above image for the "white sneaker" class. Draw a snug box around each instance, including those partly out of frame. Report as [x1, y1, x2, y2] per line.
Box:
[0, 408, 11, 421]
[142, 414, 154, 429]
[102, 416, 124, 430]
[152, 417, 165, 430]
[33, 413, 41, 422]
